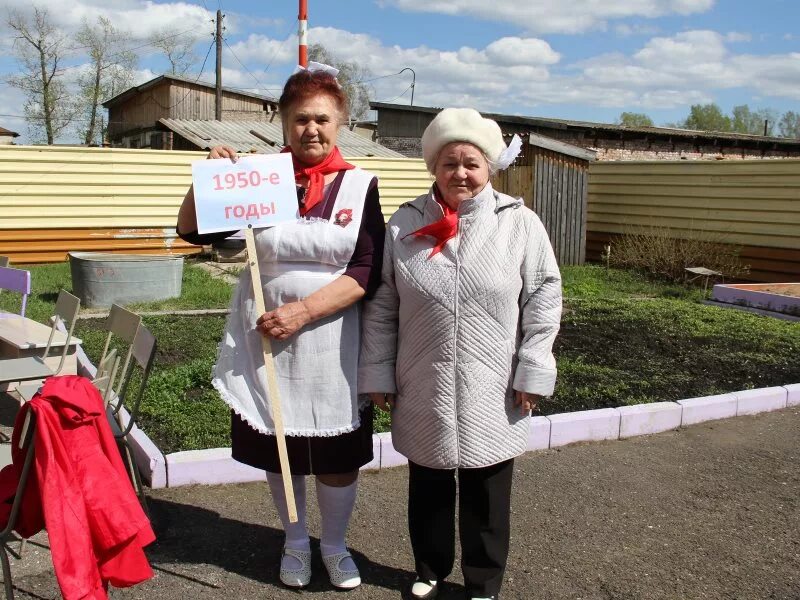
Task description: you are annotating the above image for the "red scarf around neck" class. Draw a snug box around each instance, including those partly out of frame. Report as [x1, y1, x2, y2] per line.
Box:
[404, 186, 458, 258]
[282, 146, 355, 215]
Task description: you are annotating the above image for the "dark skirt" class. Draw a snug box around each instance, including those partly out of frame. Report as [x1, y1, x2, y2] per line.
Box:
[230, 403, 374, 475]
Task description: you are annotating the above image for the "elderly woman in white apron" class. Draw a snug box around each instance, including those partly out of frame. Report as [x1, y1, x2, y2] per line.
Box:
[360, 108, 562, 600]
[177, 66, 385, 591]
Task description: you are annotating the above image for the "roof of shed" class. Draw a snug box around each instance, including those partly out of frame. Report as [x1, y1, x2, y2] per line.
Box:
[158, 118, 405, 158]
[371, 102, 800, 147]
[103, 74, 278, 108]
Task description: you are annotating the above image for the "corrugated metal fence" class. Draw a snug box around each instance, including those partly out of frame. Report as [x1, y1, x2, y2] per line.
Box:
[493, 135, 594, 265]
[587, 159, 800, 281]
[0, 146, 431, 263]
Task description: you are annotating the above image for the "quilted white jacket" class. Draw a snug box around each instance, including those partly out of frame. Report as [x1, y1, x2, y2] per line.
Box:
[359, 183, 562, 469]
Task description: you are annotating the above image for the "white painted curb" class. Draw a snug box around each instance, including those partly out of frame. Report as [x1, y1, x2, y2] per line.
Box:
[95, 374, 797, 488]
[735, 387, 788, 416]
[618, 402, 682, 439]
[548, 407, 620, 448]
[677, 394, 737, 426]
[785, 384, 800, 407]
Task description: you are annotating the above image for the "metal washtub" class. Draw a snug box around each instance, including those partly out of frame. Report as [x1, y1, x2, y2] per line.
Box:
[69, 252, 184, 308]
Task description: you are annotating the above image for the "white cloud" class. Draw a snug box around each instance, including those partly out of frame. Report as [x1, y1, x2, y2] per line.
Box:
[2, 0, 213, 39]
[579, 31, 800, 104]
[725, 31, 752, 43]
[379, 0, 715, 34]
[615, 23, 661, 36]
[484, 38, 560, 66]
[222, 25, 800, 115]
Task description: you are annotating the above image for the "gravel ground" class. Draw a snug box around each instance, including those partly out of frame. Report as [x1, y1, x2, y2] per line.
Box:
[6, 407, 799, 600]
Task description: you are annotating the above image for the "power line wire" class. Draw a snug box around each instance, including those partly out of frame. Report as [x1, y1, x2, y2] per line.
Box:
[378, 83, 413, 104]
[262, 23, 295, 76]
[223, 37, 265, 89]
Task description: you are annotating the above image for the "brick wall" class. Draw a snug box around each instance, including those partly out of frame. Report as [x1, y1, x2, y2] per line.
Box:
[378, 136, 422, 158]
[379, 129, 800, 162]
[540, 130, 800, 161]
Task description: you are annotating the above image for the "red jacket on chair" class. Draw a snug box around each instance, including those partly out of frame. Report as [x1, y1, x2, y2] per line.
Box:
[0, 375, 155, 600]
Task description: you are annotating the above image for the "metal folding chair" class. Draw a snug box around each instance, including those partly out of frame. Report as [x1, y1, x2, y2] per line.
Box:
[94, 305, 141, 408]
[0, 290, 80, 398]
[0, 410, 36, 600]
[0, 268, 31, 318]
[105, 322, 156, 514]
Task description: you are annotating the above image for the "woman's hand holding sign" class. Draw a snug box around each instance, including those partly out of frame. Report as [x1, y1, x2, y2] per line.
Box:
[256, 301, 312, 340]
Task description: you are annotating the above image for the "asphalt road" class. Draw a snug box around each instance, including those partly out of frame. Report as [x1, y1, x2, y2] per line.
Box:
[7, 406, 800, 600]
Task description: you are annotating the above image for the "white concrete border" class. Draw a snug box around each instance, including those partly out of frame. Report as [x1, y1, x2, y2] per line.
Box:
[90, 354, 796, 487]
[785, 384, 800, 408]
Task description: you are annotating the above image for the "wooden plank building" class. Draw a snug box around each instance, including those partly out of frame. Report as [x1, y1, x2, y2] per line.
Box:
[103, 75, 278, 150]
[493, 134, 596, 265]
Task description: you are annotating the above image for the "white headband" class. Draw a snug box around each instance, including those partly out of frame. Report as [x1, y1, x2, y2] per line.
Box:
[292, 61, 340, 78]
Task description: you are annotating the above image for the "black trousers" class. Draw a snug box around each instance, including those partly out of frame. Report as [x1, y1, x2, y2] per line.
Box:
[408, 458, 514, 597]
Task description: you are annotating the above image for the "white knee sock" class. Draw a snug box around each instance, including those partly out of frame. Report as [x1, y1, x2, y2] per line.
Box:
[316, 478, 358, 569]
[267, 473, 309, 568]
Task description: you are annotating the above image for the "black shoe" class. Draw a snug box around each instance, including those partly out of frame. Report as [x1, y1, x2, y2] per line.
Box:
[410, 578, 438, 599]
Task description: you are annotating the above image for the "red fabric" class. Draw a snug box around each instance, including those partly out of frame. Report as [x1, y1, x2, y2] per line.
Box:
[404, 187, 459, 258]
[282, 146, 355, 215]
[0, 376, 155, 599]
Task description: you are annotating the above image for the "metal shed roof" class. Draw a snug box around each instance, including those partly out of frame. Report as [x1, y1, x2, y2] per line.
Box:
[371, 101, 800, 147]
[158, 118, 405, 158]
[103, 74, 278, 108]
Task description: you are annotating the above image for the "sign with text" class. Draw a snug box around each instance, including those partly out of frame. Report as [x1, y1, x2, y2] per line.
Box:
[192, 153, 298, 234]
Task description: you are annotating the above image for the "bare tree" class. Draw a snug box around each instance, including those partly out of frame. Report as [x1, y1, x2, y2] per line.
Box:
[7, 7, 76, 144]
[149, 28, 198, 76]
[309, 44, 372, 123]
[75, 16, 137, 145]
[778, 111, 800, 139]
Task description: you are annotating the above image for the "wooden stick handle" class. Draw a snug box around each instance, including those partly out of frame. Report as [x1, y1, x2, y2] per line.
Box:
[245, 226, 297, 522]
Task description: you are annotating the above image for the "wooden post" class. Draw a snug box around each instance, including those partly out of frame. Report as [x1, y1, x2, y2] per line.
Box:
[245, 225, 297, 522]
[215, 10, 223, 121]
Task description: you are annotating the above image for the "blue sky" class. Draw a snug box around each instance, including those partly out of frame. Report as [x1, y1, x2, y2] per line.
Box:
[1, 0, 798, 143]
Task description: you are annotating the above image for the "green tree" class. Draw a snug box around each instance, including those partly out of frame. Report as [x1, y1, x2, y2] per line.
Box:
[308, 44, 372, 123]
[731, 105, 778, 136]
[75, 16, 137, 145]
[7, 7, 77, 144]
[778, 111, 800, 138]
[618, 112, 654, 127]
[681, 103, 732, 133]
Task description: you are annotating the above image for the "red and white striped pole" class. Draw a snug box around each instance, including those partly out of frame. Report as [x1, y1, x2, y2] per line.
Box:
[298, 0, 308, 67]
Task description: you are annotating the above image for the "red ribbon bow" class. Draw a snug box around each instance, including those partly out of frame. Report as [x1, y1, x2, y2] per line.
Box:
[405, 188, 458, 258]
[282, 146, 355, 215]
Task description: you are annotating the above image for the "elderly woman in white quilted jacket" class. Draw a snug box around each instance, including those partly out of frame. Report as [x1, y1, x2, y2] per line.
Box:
[359, 108, 562, 600]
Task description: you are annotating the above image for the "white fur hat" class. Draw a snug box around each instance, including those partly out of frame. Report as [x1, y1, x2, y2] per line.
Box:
[421, 108, 506, 173]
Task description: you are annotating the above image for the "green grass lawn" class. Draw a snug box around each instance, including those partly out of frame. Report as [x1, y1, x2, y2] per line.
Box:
[0, 260, 233, 323]
[3, 261, 798, 453]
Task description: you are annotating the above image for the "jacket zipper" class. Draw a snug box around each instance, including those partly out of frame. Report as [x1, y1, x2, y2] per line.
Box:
[452, 220, 462, 466]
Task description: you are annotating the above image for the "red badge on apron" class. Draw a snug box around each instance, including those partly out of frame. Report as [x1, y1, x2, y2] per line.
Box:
[334, 208, 353, 227]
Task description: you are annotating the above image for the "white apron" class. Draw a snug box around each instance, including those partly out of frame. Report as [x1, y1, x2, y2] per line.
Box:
[213, 168, 374, 436]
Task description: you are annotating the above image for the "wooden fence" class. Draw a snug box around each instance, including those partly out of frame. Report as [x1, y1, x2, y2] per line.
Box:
[494, 134, 595, 265]
[587, 159, 800, 282]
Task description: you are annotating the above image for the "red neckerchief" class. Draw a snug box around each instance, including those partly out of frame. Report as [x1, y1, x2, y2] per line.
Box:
[404, 186, 458, 259]
[282, 146, 355, 215]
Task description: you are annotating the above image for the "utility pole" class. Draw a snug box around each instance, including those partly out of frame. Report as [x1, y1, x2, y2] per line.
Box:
[399, 68, 416, 106]
[215, 9, 223, 121]
[298, 0, 308, 67]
